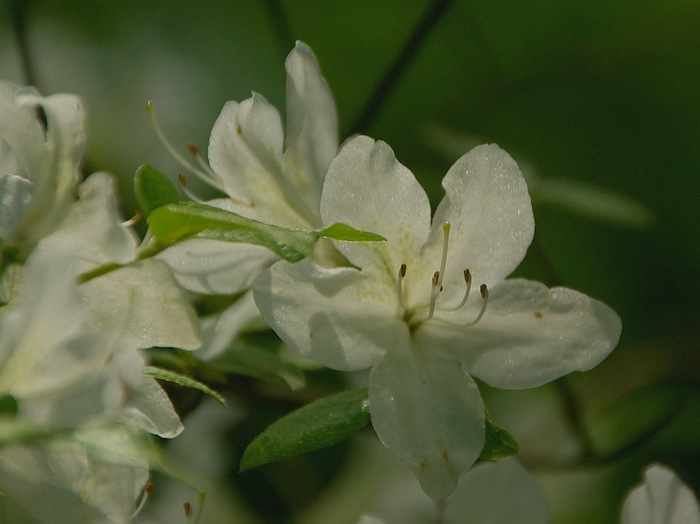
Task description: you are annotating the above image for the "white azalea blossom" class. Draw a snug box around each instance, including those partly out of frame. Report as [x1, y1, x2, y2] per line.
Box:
[253, 136, 622, 498]
[0, 80, 84, 253]
[158, 40, 338, 296]
[622, 463, 700, 524]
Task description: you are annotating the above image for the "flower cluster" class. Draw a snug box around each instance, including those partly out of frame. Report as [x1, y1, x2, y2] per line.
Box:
[0, 40, 632, 522]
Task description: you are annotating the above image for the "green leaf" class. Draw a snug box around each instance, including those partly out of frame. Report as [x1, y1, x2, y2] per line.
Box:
[319, 223, 386, 242]
[134, 163, 180, 217]
[144, 365, 227, 406]
[147, 202, 319, 262]
[240, 388, 371, 471]
[480, 416, 520, 460]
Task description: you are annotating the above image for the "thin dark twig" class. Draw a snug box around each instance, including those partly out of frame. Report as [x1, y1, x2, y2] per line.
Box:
[555, 377, 599, 461]
[349, 0, 452, 135]
[9, 0, 38, 87]
[265, 0, 295, 63]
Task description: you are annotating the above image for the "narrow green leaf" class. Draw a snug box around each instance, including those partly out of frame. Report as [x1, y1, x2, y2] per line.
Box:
[480, 416, 520, 460]
[240, 388, 370, 471]
[147, 202, 319, 261]
[0, 395, 18, 418]
[144, 365, 226, 406]
[319, 223, 386, 242]
[134, 163, 180, 217]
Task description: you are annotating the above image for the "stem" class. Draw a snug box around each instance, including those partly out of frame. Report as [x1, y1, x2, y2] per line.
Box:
[554, 377, 598, 461]
[9, 0, 38, 87]
[348, 0, 452, 134]
[265, 0, 295, 62]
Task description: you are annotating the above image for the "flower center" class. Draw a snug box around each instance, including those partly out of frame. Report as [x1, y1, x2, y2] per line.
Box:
[397, 222, 489, 326]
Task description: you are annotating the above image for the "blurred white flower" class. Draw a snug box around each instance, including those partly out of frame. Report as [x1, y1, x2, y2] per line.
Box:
[622, 464, 700, 524]
[0, 80, 84, 253]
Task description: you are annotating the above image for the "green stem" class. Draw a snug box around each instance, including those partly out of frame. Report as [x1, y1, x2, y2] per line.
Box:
[554, 376, 599, 461]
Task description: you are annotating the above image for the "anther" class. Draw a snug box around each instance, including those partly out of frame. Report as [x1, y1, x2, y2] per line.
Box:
[426, 271, 440, 321]
[122, 212, 142, 228]
[465, 284, 489, 326]
[397, 263, 407, 310]
[188, 142, 221, 181]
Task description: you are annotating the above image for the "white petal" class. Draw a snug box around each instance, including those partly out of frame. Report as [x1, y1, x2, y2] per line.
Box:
[369, 336, 485, 499]
[253, 260, 402, 371]
[40, 172, 137, 271]
[426, 278, 621, 389]
[124, 375, 184, 438]
[429, 144, 534, 291]
[283, 41, 338, 215]
[320, 135, 431, 271]
[208, 96, 317, 226]
[157, 237, 278, 294]
[444, 458, 549, 524]
[0, 174, 32, 239]
[199, 290, 261, 360]
[81, 259, 202, 351]
[622, 464, 700, 524]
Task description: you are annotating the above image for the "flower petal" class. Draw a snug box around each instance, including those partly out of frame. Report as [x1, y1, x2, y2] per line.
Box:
[429, 144, 534, 291]
[320, 135, 431, 272]
[283, 41, 338, 222]
[427, 278, 621, 389]
[208, 95, 315, 227]
[157, 237, 278, 294]
[622, 464, 700, 524]
[444, 458, 549, 524]
[369, 335, 485, 499]
[81, 259, 202, 351]
[199, 290, 261, 360]
[253, 260, 401, 371]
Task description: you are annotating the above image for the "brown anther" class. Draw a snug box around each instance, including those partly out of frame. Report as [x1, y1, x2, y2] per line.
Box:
[145, 481, 155, 494]
[464, 269, 471, 283]
[399, 263, 407, 277]
[178, 173, 187, 187]
[187, 142, 198, 156]
[236, 124, 242, 135]
[183, 501, 192, 517]
[432, 271, 440, 286]
[480, 284, 488, 298]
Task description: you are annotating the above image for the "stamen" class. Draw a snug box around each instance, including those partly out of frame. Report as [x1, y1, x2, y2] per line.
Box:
[188, 142, 221, 182]
[146, 101, 222, 192]
[465, 284, 489, 326]
[442, 268, 473, 312]
[436, 223, 450, 290]
[121, 211, 142, 228]
[426, 271, 440, 321]
[129, 480, 154, 520]
[397, 263, 407, 310]
[178, 173, 204, 203]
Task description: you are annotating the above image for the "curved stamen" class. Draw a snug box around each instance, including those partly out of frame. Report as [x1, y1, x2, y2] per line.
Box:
[129, 480, 154, 520]
[426, 271, 440, 321]
[465, 284, 489, 326]
[187, 142, 221, 182]
[436, 222, 450, 291]
[178, 174, 204, 203]
[146, 101, 223, 193]
[397, 263, 407, 310]
[442, 268, 472, 312]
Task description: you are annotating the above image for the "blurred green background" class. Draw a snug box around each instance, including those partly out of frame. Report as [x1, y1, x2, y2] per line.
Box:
[1, 1, 698, 523]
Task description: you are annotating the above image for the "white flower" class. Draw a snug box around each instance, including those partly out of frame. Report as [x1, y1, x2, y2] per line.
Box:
[622, 464, 700, 524]
[0, 80, 84, 252]
[253, 136, 622, 498]
[157, 40, 338, 296]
